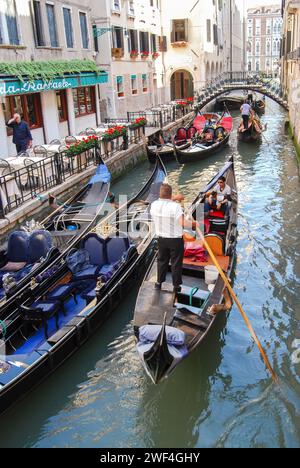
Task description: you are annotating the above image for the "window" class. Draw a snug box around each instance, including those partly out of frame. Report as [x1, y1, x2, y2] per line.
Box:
[213, 24, 218, 46]
[0, 0, 20, 45]
[32, 1, 45, 46]
[255, 19, 261, 36]
[131, 75, 138, 95]
[255, 60, 260, 71]
[207, 19, 211, 43]
[112, 26, 124, 49]
[128, 0, 135, 17]
[248, 61, 252, 71]
[159, 35, 167, 52]
[63, 7, 74, 48]
[266, 19, 271, 35]
[248, 26, 252, 37]
[112, 0, 121, 12]
[171, 19, 188, 43]
[151, 34, 157, 52]
[142, 74, 148, 93]
[116, 76, 124, 98]
[79, 12, 89, 49]
[73, 87, 95, 117]
[46, 3, 58, 47]
[3, 93, 43, 136]
[56, 90, 68, 122]
[266, 38, 271, 55]
[255, 39, 260, 55]
[129, 29, 138, 52]
[139, 31, 149, 53]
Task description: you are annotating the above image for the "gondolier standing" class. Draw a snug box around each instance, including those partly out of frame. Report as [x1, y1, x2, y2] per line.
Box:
[150, 184, 198, 294]
[240, 100, 252, 130]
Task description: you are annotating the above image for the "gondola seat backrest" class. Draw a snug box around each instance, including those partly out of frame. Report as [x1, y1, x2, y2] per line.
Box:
[6, 231, 29, 263]
[81, 233, 107, 266]
[187, 127, 197, 139]
[106, 235, 130, 265]
[175, 128, 187, 142]
[28, 230, 53, 264]
[204, 233, 225, 257]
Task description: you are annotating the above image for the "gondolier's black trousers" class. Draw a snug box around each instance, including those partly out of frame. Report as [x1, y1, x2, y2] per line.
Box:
[242, 115, 249, 129]
[157, 237, 184, 288]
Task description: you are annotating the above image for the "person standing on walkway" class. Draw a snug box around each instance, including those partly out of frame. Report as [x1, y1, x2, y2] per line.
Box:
[240, 100, 252, 130]
[6, 113, 33, 154]
[150, 184, 198, 294]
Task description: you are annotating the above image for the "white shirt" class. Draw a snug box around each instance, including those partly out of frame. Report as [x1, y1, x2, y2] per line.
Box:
[150, 199, 183, 238]
[213, 183, 231, 202]
[241, 103, 251, 116]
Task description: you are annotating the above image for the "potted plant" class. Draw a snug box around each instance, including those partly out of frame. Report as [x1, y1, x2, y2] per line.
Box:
[130, 50, 139, 58]
[65, 135, 98, 157]
[141, 50, 149, 58]
[152, 52, 159, 60]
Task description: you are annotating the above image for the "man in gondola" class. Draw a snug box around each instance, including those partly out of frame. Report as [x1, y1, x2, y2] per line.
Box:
[150, 184, 199, 295]
[240, 100, 253, 130]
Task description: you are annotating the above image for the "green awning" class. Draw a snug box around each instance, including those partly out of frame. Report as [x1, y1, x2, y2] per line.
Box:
[0, 72, 109, 97]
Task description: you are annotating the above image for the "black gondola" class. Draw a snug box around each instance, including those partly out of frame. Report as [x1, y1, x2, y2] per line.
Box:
[133, 156, 238, 384]
[0, 156, 167, 414]
[0, 152, 111, 302]
[147, 128, 191, 164]
[174, 113, 233, 164]
[237, 114, 263, 142]
[252, 99, 266, 114]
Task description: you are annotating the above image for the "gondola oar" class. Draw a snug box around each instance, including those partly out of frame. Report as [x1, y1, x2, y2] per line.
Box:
[195, 226, 278, 384]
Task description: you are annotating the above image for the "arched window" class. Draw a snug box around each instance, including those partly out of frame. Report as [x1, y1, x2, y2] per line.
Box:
[256, 60, 260, 71]
[248, 61, 252, 71]
[266, 39, 271, 55]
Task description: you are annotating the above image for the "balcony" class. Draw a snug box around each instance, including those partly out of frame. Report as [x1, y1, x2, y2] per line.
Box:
[171, 41, 188, 48]
[287, 47, 300, 60]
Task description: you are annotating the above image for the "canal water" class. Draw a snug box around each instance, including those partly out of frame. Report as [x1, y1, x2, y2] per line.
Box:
[1, 100, 299, 448]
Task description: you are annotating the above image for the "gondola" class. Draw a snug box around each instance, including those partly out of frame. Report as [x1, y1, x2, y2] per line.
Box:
[237, 113, 263, 142]
[133, 156, 238, 384]
[174, 112, 233, 164]
[214, 94, 244, 111]
[252, 99, 266, 115]
[0, 152, 111, 302]
[147, 128, 191, 164]
[0, 156, 167, 414]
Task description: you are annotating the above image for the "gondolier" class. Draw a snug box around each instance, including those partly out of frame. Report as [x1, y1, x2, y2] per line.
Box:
[240, 100, 253, 130]
[150, 184, 198, 293]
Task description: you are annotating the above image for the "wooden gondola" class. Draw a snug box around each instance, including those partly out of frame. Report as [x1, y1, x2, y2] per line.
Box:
[215, 94, 244, 111]
[0, 151, 111, 303]
[252, 99, 266, 115]
[0, 156, 167, 414]
[175, 112, 233, 164]
[147, 128, 191, 164]
[133, 156, 238, 384]
[237, 113, 263, 142]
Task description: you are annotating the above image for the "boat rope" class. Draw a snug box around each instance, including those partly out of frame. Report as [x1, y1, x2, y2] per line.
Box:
[189, 287, 199, 306]
[0, 320, 7, 338]
[195, 226, 278, 384]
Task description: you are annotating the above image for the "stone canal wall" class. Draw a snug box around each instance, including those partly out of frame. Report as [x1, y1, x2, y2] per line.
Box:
[0, 112, 194, 237]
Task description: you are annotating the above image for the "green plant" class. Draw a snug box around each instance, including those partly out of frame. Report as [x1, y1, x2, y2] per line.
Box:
[102, 126, 127, 142]
[129, 118, 147, 130]
[0, 59, 101, 82]
[65, 136, 98, 157]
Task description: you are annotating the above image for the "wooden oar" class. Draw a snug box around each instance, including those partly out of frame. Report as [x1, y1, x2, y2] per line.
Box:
[195, 226, 278, 384]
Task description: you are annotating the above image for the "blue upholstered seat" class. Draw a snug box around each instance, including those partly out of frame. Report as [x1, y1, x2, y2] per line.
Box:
[21, 299, 61, 338]
[47, 284, 75, 299]
[82, 288, 96, 304]
[28, 230, 53, 264]
[3, 231, 29, 265]
[73, 234, 106, 281]
[106, 236, 130, 264]
[31, 301, 59, 314]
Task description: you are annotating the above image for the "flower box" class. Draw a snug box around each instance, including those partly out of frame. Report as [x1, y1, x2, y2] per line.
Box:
[171, 41, 188, 48]
[102, 125, 127, 142]
[65, 136, 98, 157]
[141, 51, 150, 58]
[129, 118, 147, 130]
[130, 50, 139, 58]
[152, 52, 159, 60]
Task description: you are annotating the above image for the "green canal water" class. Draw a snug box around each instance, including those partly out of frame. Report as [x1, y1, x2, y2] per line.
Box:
[0, 101, 299, 448]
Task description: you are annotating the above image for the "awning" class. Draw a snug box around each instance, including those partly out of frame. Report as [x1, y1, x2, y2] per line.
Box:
[0, 71, 108, 97]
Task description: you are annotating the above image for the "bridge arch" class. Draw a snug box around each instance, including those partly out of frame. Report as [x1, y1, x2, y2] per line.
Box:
[197, 84, 288, 111]
[170, 69, 194, 100]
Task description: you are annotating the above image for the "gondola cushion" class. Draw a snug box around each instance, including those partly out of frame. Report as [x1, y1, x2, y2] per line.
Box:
[106, 236, 130, 265]
[28, 230, 53, 264]
[139, 325, 186, 346]
[47, 284, 76, 300]
[73, 266, 100, 281]
[6, 231, 29, 263]
[31, 301, 60, 316]
[81, 234, 107, 266]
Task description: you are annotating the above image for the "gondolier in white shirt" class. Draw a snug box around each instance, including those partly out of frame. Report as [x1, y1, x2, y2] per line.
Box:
[150, 184, 199, 294]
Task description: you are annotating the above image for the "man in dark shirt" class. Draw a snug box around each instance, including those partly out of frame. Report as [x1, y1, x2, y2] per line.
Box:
[6, 113, 33, 154]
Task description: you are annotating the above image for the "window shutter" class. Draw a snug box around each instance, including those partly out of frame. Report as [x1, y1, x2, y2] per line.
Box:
[171, 20, 175, 43]
[286, 31, 291, 55]
[145, 32, 149, 52]
[213, 24, 218, 45]
[119, 27, 124, 50]
[139, 31, 143, 52]
[184, 19, 188, 42]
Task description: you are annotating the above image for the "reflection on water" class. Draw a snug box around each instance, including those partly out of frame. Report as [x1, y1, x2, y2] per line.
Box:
[0, 101, 300, 448]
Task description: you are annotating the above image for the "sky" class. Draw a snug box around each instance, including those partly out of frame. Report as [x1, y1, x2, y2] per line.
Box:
[235, 0, 281, 15]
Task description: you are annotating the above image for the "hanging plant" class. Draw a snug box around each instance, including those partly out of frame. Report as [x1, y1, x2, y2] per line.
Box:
[102, 126, 127, 142]
[0, 59, 100, 82]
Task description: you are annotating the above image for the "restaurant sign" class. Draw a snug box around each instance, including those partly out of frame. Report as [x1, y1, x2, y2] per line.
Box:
[0, 72, 108, 97]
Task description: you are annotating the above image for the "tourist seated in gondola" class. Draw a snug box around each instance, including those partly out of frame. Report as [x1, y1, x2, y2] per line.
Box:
[204, 176, 232, 217]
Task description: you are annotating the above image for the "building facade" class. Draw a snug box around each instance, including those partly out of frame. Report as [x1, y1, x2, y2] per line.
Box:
[92, 0, 165, 119]
[281, 0, 300, 155]
[0, 0, 108, 158]
[247, 4, 283, 74]
[160, 0, 244, 101]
